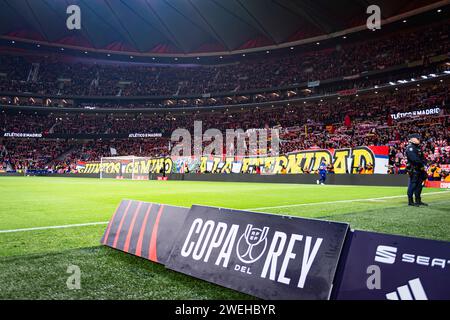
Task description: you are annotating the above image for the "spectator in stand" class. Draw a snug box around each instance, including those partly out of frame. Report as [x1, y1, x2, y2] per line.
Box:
[0, 22, 448, 97]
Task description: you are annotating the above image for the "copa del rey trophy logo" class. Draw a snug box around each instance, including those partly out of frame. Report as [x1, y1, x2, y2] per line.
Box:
[235, 225, 270, 274]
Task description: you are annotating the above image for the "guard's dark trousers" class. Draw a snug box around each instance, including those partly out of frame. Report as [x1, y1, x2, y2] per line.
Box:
[407, 171, 424, 205]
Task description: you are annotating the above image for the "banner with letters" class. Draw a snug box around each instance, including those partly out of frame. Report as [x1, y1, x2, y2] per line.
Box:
[390, 107, 441, 120]
[165, 205, 349, 300]
[424, 181, 450, 189]
[79, 157, 172, 176]
[2, 132, 162, 139]
[197, 146, 389, 174]
[78, 146, 389, 175]
[333, 230, 450, 300]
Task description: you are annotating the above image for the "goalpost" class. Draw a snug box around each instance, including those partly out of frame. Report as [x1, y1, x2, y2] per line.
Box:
[99, 156, 151, 180]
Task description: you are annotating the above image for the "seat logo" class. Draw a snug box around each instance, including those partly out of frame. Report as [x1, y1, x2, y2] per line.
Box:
[375, 245, 397, 264]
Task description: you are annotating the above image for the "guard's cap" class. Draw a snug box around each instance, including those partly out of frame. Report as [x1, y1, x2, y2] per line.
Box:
[408, 133, 421, 140]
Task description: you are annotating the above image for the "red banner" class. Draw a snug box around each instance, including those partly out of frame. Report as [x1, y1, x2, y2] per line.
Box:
[425, 181, 450, 189]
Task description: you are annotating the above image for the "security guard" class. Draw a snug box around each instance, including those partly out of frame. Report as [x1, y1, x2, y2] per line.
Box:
[406, 134, 428, 206]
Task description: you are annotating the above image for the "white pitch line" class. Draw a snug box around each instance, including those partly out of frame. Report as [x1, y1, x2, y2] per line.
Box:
[0, 221, 109, 234]
[246, 191, 450, 211]
[0, 191, 448, 234]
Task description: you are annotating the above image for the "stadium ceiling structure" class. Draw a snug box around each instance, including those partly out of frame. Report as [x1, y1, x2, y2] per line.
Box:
[0, 0, 447, 57]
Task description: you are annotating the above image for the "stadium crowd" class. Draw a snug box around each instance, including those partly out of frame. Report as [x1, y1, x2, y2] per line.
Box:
[1, 82, 449, 177]
[1, 82, 447, 133]
[0, 22, 448, 97]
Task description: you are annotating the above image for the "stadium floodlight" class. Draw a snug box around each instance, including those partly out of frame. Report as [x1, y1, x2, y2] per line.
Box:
[389, 82, 395, 85]
[429, 74, 437, 77]
[421, 75, 428, 79]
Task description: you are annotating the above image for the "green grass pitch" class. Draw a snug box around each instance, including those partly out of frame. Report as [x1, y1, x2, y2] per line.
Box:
[0, 176, 449, 299]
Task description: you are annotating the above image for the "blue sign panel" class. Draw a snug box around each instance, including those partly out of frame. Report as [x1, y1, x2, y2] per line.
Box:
[334, 230, 450, 300]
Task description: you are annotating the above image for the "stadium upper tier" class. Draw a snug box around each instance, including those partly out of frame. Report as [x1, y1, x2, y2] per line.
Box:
[0, 20, 448, 103]
[1, 82, 448, 135]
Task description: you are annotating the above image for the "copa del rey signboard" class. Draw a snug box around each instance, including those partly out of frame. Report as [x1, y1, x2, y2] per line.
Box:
[166, 205, 349, 300]
[101, 202, 450, 300]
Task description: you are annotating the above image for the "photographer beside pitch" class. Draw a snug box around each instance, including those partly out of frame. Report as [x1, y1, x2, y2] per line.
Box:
[406, 134, 428, 207]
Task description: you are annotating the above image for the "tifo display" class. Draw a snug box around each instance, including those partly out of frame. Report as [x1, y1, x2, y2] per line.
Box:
[80, 146, 388, 177]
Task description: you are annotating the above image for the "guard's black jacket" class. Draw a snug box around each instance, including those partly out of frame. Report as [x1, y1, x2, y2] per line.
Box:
[406, 143, 426, 174]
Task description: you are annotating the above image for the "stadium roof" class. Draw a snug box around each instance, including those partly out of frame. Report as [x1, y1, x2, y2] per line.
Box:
[0, 0, 447, 57]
